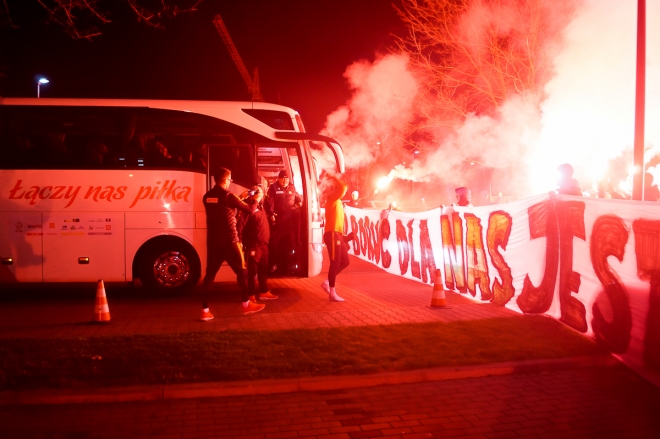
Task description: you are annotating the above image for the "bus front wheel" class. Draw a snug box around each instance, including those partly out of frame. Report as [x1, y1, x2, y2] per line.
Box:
[139, 242, 200, 295]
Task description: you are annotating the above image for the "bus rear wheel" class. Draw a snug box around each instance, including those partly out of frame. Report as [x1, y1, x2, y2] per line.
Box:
[139, 243, 200, 295]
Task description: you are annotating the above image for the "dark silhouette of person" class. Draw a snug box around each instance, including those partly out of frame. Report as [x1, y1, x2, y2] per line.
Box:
[455, 187, 473, 206]
[643, 172, 660, 201]
[264, 170, 301, 274]
[146, 138, 173, 167]
[237, 185, 278, 302]
[607, 180, 626, 199]
[83, 140, 110, 168]
[201, 167, 264, 320]
[344, 190, 362, 208]
[556, 163, 583, 196]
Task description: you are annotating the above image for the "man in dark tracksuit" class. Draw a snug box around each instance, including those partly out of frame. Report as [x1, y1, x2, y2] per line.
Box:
[237, 186, 278, 301]
[201, 167, 265, 320]
[264, 170, 301, 273]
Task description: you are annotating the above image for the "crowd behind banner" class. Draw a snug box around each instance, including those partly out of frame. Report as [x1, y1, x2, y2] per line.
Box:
[344, 194, 660, 387]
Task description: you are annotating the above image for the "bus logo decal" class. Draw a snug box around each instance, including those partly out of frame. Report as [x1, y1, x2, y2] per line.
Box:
[84, 186, 127, 203]
[9, 180, 81, 208]
[129, 180, 191, 208]
[6, 179, 190, 209]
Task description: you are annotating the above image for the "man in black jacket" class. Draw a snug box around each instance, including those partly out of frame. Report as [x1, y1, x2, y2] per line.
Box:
[201, 167, 265, 320]
[237, 185, 278, 301]
[264, 170, 301, 274]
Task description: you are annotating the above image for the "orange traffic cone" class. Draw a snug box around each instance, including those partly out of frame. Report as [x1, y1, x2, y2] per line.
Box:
[93, 279, 111, 323]
[428, 269, 451, 309]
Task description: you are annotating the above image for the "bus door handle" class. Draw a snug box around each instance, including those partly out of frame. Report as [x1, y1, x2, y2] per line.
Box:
[78, 257, 90, 265]
[1, 257, 13, 265]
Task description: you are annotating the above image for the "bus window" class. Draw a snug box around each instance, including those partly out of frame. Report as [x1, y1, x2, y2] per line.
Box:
[257, 143, 298, 188]
[0, 106, 123, 170]
[130, 108, 241, 172]
[207, 144, 258, 190]
[289, 153, 304, 196]
[242, 109, 294, 130]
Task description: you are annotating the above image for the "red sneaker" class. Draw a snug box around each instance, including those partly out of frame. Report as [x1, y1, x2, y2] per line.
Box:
[259, 291, 278, 300]
[242, 301, 265, 315]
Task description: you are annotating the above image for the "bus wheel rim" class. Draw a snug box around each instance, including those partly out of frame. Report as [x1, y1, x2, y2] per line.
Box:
[152, 251, 190, 288]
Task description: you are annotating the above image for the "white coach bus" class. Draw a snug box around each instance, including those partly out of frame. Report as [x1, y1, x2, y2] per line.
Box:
[0, 98, 344, 294]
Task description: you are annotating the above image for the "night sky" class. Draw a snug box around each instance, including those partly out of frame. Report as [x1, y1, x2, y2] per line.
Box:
[0, 0, 404, 134]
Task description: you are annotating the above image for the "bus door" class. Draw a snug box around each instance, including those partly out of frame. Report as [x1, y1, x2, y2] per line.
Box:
[42, 212, 125, 282]
[255, 143, 308, 276]
[0, 212, 43, 282]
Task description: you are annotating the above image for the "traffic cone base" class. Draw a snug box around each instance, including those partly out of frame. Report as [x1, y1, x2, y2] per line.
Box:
[428, 269, 452, 309]
[93, 279, 112, 323]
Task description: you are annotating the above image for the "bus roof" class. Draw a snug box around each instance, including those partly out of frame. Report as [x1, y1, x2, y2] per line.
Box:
[0, 98, 301, 141]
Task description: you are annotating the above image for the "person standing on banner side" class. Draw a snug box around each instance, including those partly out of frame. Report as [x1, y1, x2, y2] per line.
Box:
[454, 187, 473, 206]
[264, 170, 301, 274]
[556, 163, 583, 196]
[320, 174, 349, 302]
[344, 190, 362, 208]
[237, 185, 278, 302]
[201, 167, 265, 321]
[643, 171, 660, 201]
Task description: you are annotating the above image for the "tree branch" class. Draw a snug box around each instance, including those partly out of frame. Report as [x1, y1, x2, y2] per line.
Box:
[4, 0, 203, 39]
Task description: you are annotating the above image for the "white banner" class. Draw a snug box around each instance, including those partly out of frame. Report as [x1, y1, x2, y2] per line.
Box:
[345, 194, 660, 387]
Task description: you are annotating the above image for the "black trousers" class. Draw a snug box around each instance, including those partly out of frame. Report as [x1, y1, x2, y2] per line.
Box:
[324, 231, 350, 288]
[202, 243, 248, 306]
[269, 213, 298, 270]
[247, 244, 269, 296]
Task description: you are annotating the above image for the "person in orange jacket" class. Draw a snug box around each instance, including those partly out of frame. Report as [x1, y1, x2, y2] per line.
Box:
[320, 174, 349, 302]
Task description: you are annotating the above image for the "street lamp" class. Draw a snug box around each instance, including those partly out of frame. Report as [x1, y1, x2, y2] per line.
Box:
[411, 150, 420, 205]
[37, 78, 49, 98]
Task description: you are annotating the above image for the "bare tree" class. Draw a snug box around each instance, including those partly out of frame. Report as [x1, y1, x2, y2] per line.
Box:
[395, 0, 578, 133]
[2, 0, 204, 39]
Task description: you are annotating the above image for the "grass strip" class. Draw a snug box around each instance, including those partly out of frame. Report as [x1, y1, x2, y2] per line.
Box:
[0, 316, 607, 391]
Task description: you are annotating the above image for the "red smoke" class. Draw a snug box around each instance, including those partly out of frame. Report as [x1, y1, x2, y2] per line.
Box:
[319, 0, 660, 208]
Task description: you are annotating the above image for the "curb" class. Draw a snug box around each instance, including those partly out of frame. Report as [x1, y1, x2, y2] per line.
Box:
[0, 355, 619, 406]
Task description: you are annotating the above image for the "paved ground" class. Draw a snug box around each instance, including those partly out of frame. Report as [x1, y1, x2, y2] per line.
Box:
[1, 256, 660, 438]
[0, 256, 518, 338]
[1, 365, 659, 438]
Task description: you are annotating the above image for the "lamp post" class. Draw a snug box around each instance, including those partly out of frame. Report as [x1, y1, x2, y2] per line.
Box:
[632, 0, 646, 200]
[411, 149, 420, 206]
[37, 78, 49, 98]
